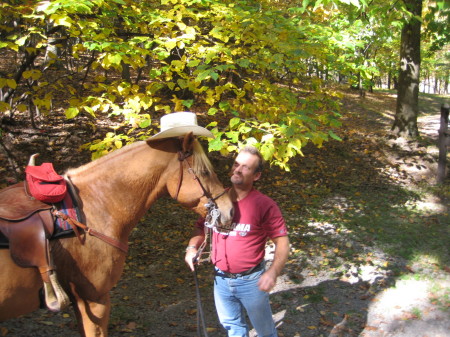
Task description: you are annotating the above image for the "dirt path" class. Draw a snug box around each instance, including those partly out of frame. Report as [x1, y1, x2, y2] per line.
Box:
[0, 90, 449, 337]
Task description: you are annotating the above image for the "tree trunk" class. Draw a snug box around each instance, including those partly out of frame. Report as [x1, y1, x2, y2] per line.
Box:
[391, 0, 422, 138]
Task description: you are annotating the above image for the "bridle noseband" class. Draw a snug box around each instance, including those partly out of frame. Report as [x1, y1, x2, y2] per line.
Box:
[175, 150, 226, 229]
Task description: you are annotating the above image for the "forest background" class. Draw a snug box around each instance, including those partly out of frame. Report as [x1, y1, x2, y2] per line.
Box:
[0, 0, 449, 171]
[0, 0, 449, 336]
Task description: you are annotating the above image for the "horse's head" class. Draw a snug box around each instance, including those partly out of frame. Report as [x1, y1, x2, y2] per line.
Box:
[149, 133, 234, 227]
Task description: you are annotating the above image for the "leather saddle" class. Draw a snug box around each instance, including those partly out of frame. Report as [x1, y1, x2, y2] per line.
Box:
[0, 182, 70, 311]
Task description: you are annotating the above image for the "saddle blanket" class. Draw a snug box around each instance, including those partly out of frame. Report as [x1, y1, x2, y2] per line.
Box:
[53, 188, 81, 238]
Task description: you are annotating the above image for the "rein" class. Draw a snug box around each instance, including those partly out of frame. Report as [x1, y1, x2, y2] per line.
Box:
[51, 177, 128, 254]
[51, 148, 224, 256]
[192, 225, 213, 337]
[176, 150, 227, 336]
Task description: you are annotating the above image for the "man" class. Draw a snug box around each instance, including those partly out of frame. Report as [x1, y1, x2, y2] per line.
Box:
[185, 146, 290, 337]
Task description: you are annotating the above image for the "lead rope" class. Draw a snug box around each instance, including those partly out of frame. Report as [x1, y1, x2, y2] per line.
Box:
[192, 226, 212, 337]
[193, 264, 208, 337]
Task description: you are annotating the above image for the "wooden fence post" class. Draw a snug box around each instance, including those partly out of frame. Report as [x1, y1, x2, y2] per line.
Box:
[437, 103, 449, 184]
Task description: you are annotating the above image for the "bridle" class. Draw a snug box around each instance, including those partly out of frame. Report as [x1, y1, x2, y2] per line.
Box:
[175, 150, 227, 230]
[176, 150, 229, 337]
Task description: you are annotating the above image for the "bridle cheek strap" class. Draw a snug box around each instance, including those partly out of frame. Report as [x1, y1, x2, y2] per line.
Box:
[175, 151, 227, 203]
[174, 151, 192, 201]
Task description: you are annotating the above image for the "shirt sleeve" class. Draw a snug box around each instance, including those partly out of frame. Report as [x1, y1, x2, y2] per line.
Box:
[262, 200, 288, 238]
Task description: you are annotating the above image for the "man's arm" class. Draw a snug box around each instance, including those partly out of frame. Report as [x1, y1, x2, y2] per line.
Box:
[258, 235, 290, 292]
[184, 226, 205, 271]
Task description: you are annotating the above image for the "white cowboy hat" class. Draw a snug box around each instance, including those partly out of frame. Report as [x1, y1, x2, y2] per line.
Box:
[150, 111, 214, 140]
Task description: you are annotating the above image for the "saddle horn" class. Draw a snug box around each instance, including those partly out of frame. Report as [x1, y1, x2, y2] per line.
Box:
[28, 153, 40, 166]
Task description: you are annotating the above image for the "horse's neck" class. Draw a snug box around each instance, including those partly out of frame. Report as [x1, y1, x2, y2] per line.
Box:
[67, 144, 175, 235]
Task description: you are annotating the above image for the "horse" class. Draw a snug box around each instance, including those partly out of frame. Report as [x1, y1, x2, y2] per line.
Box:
[0, 132, 234, 336]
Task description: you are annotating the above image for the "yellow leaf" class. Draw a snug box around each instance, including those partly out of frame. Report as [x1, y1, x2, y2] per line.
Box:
[156, 284, 169, 288]
[17, 104, 27, 112]
[115, 140, 123, 149]
[62, 313, 70, 318]
[185, 27, 196, 36]
[307, 325, 317, 330]
[6, 79, 16, 89]
[165, 39, 177, 50]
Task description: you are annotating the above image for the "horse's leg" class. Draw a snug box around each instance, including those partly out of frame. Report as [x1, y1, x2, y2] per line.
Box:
[0, 250, 42, 321]
[70, 283, 111, 337]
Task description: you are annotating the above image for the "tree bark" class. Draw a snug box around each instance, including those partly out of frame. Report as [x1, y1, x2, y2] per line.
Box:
[391, 0, 423, 138]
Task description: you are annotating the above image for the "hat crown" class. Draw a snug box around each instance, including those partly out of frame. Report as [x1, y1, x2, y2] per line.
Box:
[160, 112, 199, 131]
[149, 111, 214, 140]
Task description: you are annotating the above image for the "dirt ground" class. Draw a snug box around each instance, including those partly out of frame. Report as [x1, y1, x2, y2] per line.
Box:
[0, 90, 449, 337]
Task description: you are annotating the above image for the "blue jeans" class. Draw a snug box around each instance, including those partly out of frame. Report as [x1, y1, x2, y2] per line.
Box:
[213, 267, 277, 337]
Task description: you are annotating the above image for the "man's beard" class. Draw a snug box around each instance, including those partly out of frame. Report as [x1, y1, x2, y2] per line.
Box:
[230, 173, 243, 185]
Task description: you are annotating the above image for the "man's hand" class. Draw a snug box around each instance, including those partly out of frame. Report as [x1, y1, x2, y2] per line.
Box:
[258, 269, 278, 292]
[185, 247, 198, 271]
[184, 228, 205, 271]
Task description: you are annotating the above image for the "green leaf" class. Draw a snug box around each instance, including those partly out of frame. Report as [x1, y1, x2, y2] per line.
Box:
[208, 138, 224, 151]
[65, 107, 80, 119]
[260, 143, 275, 161]
[196, 69, 211, 82]
[207, 108, 218, 115]
[182, 99, 194, 108]
[229, 117, 241, 129]
[328, 130, 342, 141]
[225, 131, 239, 142]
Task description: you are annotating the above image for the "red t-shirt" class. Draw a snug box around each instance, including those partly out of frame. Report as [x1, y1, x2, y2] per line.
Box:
[196, 189, 288, 273]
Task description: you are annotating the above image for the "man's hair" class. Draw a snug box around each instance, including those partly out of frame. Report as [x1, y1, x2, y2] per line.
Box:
[239, 145, 264, 173]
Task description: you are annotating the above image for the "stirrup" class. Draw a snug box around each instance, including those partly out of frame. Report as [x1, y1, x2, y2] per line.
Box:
[43, 271, 70, 312]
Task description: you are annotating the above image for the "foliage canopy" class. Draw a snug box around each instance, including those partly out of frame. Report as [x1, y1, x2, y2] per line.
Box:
[0, 0, 448, 169]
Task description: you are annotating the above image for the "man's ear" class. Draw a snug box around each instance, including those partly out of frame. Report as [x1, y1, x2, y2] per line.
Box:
[253, 171, 262, 182]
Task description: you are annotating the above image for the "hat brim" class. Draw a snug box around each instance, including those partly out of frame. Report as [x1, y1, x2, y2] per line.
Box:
[149, 125, 214, 140]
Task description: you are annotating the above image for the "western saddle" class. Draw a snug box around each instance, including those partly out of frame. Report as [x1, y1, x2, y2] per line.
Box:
[0, 181, 70, 312]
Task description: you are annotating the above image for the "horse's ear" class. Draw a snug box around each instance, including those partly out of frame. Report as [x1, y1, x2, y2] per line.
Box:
[181, 132, 195, 153]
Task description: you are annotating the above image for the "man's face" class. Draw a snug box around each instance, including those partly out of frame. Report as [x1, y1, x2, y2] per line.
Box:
[230, 151, 261, 187]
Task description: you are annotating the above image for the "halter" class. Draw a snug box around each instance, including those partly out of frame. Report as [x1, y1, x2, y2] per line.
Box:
[175, 150, 226, 231]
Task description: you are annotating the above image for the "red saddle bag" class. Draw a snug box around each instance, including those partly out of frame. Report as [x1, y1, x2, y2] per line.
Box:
[25, 163, 67, 203]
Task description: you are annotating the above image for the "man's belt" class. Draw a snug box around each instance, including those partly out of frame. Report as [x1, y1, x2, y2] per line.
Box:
[215, 261, 265, 279]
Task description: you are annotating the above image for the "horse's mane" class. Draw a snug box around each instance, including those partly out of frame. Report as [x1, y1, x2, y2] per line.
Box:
[65, 141, 147, 176]
[66, 138, 214, 177]
[192, 139, 214, 176]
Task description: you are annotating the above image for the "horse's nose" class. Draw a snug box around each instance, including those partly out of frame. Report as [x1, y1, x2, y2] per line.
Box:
[228, 208, 234, 221]
[220, 207, 234, 226]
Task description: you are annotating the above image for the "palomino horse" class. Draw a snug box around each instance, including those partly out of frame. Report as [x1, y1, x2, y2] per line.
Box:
[0, 133, 233, 336]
